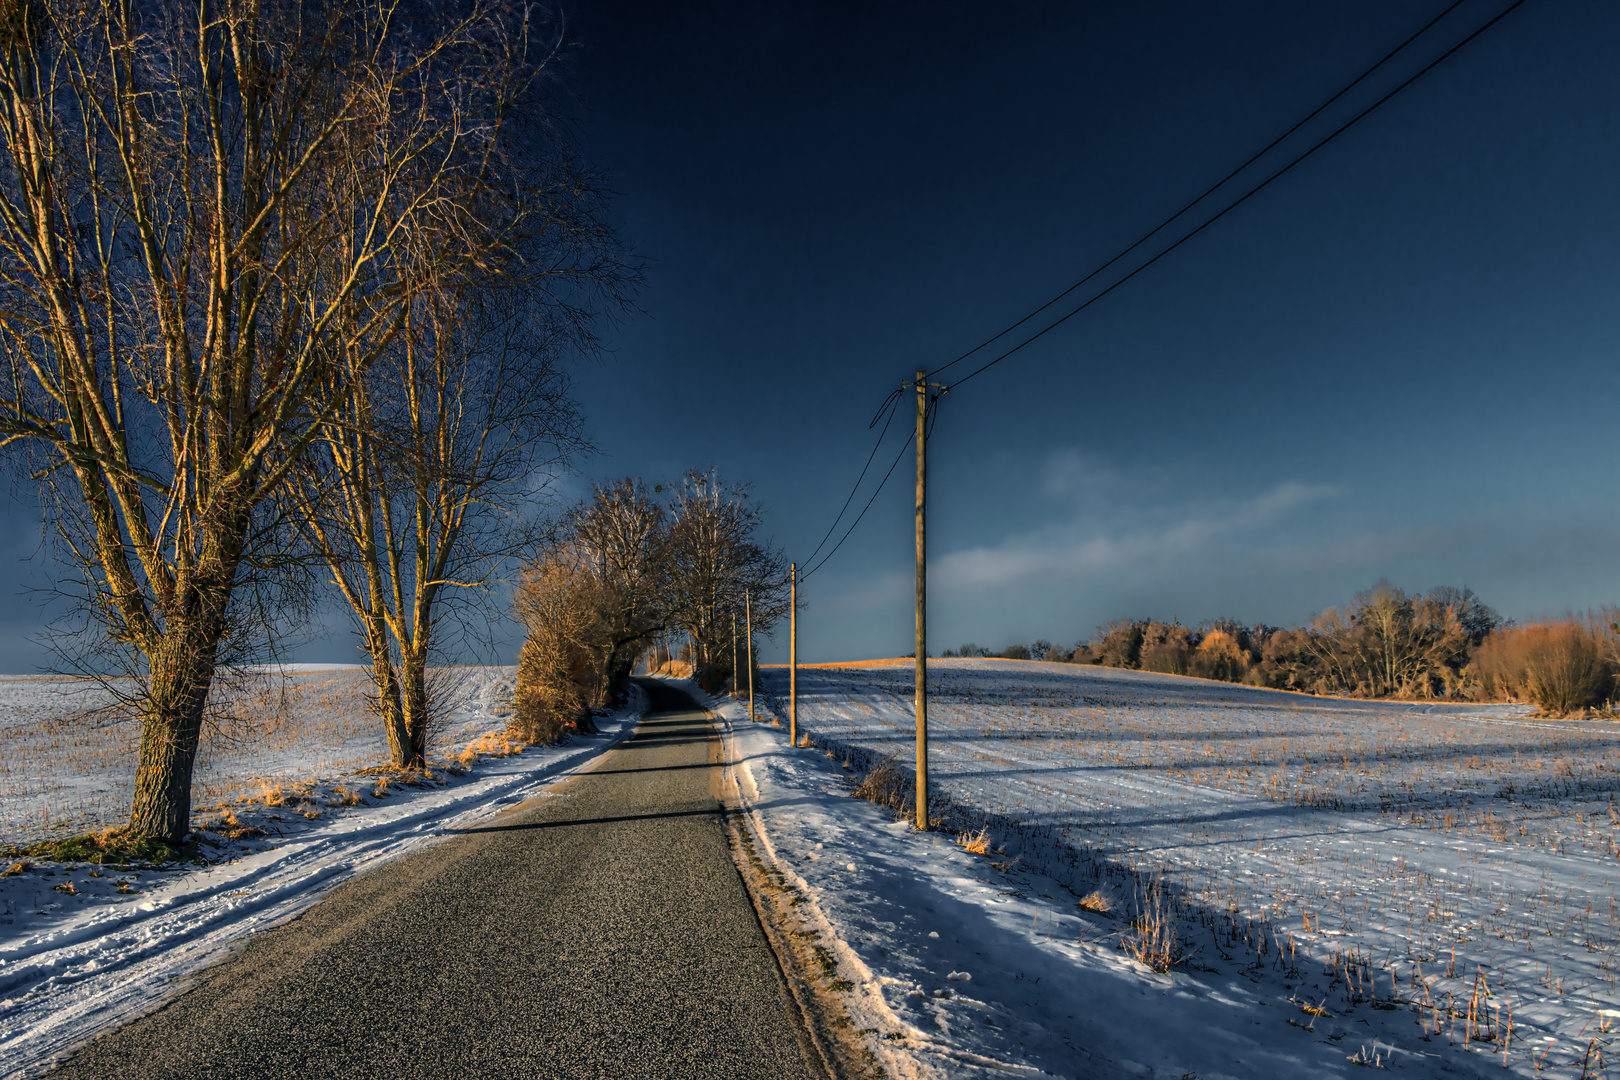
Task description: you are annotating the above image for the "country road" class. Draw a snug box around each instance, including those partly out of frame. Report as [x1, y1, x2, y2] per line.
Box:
[47, 680, 821, 1080]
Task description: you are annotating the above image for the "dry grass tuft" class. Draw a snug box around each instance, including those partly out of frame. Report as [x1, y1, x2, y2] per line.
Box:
[1123, 878, 1191, 973]
[850, 757, 912, 816]
[458, 729, 527, 767]
[957, 827, 992, 855]
[197, 809, 266, 841]
[355, 764, 441, 786]
[1078, 889, 1114, 915]
[2, 826, 200, 866]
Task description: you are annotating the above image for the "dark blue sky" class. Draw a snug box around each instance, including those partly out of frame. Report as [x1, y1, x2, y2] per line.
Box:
[2, 0, 1617, 669]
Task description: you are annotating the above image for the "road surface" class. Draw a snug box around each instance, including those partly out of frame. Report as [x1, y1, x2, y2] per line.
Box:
[50, 680, 820, 1080]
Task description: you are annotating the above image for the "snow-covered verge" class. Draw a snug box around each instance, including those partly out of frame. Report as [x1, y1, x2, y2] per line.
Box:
[689, 662, 1620, 1079]
[0, 676, 645, 1080]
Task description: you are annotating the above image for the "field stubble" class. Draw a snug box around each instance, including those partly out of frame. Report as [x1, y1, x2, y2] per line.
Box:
[761, 659, 1620, 1076]
[0, 668, 511, 845]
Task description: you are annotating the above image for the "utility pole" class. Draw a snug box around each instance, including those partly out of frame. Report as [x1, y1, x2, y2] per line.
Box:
[732, 610, 738, 696]
[745, 587, 755, 721]
[913, 370, 930, 831]
[789, 563, 798, 747]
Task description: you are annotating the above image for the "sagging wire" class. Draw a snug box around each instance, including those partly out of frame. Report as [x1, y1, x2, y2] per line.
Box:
[797, 386, 905, 572]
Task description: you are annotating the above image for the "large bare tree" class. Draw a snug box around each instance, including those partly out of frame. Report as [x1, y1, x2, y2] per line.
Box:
[295, 287, 608, 768]
[288, 24, 637, 768]
[0, 0, 545, 841]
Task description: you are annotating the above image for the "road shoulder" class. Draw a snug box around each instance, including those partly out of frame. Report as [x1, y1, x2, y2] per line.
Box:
[671, 679, 927, 1080]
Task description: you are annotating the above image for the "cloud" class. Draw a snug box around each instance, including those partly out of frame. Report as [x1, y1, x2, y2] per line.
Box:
[934, 479, 1340, 595]
[793, 444, 1620, 662]
[1041, 447, 1117, 497]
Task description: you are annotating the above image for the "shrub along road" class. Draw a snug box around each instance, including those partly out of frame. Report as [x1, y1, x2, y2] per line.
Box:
[49, 680, 820, 1080]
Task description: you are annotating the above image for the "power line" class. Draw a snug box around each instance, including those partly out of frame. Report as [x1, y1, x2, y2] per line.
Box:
[797, 387, 904, 571]
[944, 0, 1530, 391]
[796, 0, 1528, 580]
[801, 393, 938, 581]
[926, 0, 1471, 383]
[799, 431, 910, 580]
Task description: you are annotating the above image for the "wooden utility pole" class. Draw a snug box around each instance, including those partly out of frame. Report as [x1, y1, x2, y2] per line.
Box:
[789, 563, 798, 747]
[732, 610, 738, 696]
[745, 587, 755, 720]
[914, 370, 929, 830]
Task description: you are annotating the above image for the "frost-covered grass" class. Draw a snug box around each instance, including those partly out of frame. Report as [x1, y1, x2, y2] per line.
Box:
[0, 666, 514, 846]
[751, 658, 1620, 1077]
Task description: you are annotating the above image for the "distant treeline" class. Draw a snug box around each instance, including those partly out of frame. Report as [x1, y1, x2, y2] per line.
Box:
[945, 582, 1620, 715]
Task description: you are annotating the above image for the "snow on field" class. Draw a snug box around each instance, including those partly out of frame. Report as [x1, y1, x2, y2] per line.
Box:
[0, 670, 645, 1079]
[0, 666, 509, 845]
[712, 660, 1620, 1078]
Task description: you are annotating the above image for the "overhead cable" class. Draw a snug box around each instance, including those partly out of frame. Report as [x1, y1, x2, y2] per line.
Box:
[945, 0, 1530, 391]
[797, 387, 905, 571]
[801, 394, 937, 581]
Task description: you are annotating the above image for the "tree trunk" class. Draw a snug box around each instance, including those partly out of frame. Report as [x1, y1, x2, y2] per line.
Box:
[399, 645, 429, 768]
[370, 631, 410, 768]
[126, 623, 221, 843]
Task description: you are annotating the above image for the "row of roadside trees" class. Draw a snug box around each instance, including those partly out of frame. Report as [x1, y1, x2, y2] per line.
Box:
[511, 473, 789, 741]
[0, 1, 637, 846]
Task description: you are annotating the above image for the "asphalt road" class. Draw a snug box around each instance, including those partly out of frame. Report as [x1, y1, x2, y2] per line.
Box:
[50, 680, 819, 1080]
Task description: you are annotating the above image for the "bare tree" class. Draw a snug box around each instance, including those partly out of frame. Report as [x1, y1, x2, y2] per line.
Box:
[563, 478, 670, 696]
[664, 470, 788, 681]
[0, 0, 552, 842]
[1302, 582, 1468, 698]
[293, 296, 581, 766]
[287, 22, 638, 768]
[509, 479, 671, 740]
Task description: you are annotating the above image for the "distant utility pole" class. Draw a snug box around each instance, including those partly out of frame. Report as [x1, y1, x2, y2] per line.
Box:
[745, 587, 755, 721]
[789, 563, 798, 747]
[732, 611, 739, 696]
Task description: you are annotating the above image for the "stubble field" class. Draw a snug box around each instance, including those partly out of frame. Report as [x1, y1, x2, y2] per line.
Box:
[0, 667, 512, 846]
[760, 658, 1620, 1074]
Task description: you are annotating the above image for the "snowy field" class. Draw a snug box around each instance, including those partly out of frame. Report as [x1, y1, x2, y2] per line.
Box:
[0, 670, 646, 1078]
[727, 660, 1620, 1078]
[0, 666, 511, 846]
